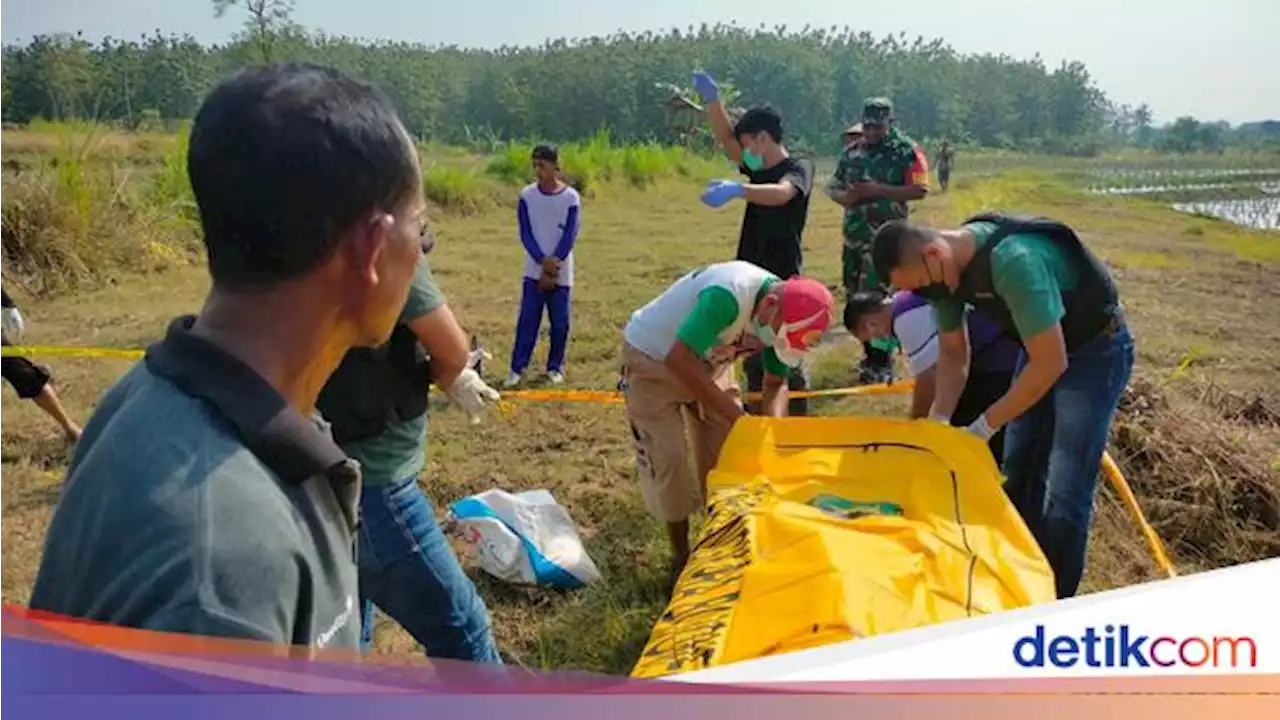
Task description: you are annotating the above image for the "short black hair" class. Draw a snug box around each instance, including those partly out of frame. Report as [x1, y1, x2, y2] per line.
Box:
[871, 220, 936, 285]
[733, 105, 784, 144]
[532, 144, 559, 165]
[843, 289, 890, 331]
[188, 62, 418, 290]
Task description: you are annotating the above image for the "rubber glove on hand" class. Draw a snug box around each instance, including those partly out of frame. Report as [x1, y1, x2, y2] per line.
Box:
[691, 70, 720, 104]
[965, 413, 996, 441]
[1, 307, 25, 344]
[701, 179, 746, 208]
[466, 346, 492, 374]
[445, 368, 501, 425]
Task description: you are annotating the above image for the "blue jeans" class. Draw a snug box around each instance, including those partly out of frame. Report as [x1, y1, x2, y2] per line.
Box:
[1001, 320, 1135, 600]
[510, 278, 570, 375]
[357, 475, 503, 663]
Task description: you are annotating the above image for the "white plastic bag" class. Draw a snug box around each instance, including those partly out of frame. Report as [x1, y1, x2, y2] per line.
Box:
[447, 489, 602, 590]
[2, 307, 26, 345]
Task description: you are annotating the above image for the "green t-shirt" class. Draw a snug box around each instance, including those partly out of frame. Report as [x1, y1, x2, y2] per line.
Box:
[932, 222, 1081, 340]
[341, 257, 445, 487]
[673, 279, 791, 378]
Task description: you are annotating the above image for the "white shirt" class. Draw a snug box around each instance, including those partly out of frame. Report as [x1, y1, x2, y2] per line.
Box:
[518, 183, 581, 287]
[893, 304, 990, 378]
[624, 261, 776, 363]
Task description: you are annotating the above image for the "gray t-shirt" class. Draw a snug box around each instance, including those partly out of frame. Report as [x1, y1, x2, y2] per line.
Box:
[29, 316, 363, 652]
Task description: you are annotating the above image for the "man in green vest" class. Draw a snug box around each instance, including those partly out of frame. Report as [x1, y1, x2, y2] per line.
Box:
[826, 98, 930, 384]
[871, 213, 1136, 600]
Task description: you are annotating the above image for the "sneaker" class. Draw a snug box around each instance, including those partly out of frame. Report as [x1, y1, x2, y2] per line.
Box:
[546, 370, 565, 385]
[502, 372, 522, 389]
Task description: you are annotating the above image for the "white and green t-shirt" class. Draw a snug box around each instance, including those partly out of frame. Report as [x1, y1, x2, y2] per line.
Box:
[624, 260, 791, 377]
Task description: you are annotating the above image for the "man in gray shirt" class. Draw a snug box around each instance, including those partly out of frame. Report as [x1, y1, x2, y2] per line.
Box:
[28, 62, 429, 654]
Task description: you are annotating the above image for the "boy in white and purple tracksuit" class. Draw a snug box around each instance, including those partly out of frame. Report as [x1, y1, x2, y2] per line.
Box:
[505, 144, 581, 388]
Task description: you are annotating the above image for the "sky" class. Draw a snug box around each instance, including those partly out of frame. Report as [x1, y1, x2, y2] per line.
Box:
[2, 0, 1277, 126]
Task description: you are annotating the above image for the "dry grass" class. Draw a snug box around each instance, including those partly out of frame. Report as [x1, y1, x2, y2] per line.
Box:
[2, 149, 1278, 673]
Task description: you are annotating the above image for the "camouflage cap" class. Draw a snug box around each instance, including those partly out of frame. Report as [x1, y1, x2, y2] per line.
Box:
[861, 97, 893, 126]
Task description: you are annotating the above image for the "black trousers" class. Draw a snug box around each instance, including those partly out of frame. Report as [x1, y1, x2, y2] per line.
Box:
[951, 368, 1014, 468]
[2, 355, 51, 399]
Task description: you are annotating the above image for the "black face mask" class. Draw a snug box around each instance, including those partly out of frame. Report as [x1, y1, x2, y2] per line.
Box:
[913, 254, 951, 300]
[915, 283, 951, 301]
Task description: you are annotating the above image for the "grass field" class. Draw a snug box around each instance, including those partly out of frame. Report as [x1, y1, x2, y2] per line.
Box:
[2, 126, 1278, 674]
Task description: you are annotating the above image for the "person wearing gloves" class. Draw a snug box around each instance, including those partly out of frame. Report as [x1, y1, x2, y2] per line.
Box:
[870, 213, 1135, 600]
[317, 234, 504, 663]
[690, 69, 817, 417]
[620, 260, 834, 582]
[505, 143, 581, 389]
[2, 289, 83, 442]
[841, 288, 1020, 467]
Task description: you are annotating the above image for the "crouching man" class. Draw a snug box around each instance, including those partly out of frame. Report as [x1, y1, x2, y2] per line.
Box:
[618, 260, 833, 581]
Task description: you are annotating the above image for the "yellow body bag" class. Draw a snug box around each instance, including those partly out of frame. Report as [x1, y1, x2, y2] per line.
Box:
[631, 415, 1057, 678]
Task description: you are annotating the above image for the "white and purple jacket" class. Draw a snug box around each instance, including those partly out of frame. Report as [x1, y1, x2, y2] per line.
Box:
[890, 291, 1021, 378]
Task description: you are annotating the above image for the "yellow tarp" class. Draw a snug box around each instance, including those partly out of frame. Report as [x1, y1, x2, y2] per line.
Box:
[631, 415, 1057, 678]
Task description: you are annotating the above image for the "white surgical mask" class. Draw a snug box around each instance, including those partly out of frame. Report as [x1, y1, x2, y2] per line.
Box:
[753, 308, 827, 368]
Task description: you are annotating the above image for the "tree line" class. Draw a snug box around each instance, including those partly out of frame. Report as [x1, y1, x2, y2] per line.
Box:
[2, 12, 1274, 156]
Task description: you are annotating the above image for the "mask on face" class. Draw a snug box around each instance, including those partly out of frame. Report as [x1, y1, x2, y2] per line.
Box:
[752, 318, 776, 346]
[914, 253, 950, 300]
[753, 308, 825, 369]
[742, 148, 766, 172]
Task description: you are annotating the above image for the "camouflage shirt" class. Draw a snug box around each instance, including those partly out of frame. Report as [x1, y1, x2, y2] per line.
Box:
[828, 128, 929, 246]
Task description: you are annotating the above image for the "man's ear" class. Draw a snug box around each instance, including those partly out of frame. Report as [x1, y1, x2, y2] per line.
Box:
[757, 292, 780, 323]
[350, 213, 395, 286]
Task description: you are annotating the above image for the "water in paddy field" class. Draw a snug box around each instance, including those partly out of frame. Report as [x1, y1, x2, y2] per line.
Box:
[1085, 167, 1280, 231]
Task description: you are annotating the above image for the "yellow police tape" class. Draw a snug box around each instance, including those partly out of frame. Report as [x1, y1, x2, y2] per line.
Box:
[631, 415, 1058, 678]
[1, 345, 147, 360]
[2, 343, 1175, 581]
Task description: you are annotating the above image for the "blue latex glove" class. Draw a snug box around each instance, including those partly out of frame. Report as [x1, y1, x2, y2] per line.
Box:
[701, 179, 745, 208]
[691, 70, 719, 104]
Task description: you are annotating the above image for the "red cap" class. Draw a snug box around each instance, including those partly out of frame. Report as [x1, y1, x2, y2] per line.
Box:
[778, 276, 834, 349]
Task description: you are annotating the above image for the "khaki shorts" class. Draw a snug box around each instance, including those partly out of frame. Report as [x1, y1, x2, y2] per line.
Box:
[620, 340, 740, 523]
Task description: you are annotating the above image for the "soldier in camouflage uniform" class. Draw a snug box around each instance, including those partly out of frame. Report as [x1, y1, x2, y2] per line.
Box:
[826, 98, 930, 384]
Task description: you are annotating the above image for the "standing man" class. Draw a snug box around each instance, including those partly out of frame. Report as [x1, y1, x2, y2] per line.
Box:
[871, 213, 1135, 599]
[936, 141, 955, 192]
[316, 238, 504, 662]
[620, 260, 834, 581]
[504, 144, 581, 389]
[826, 97, 930, 385]
[29, 63, 427, 652]
[841, 288, 1020, 466]
[2, 289, 83, 442]
[841, 123, 864, 152]
[691, 69, 816, 416]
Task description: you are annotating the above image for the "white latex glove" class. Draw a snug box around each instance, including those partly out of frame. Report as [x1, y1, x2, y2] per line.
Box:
[467, 346, 491, 373]
[2, 307, 25, 344]
[445, 368, 500, 424]
[965, 413, 997, 441]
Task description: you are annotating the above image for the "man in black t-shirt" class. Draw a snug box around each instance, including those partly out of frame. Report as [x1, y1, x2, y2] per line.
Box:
[692, 69, 815, 415]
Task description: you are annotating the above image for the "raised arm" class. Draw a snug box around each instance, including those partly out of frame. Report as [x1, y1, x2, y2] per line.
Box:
[692, 71, 742, 165]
